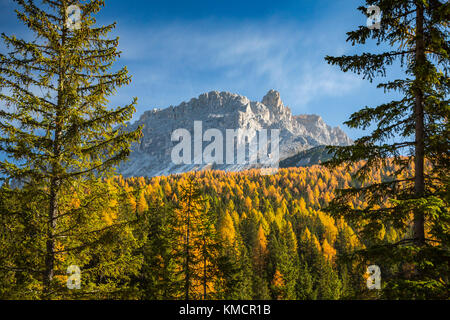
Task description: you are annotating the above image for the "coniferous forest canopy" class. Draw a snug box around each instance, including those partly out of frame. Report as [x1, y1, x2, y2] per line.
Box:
[0, 0, 448, 300]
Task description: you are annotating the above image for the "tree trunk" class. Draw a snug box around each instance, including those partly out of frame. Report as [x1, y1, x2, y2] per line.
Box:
[44, 114, 62, 296]
[43, 179, 57, 297]
[203, 240, 207, 300]
[44, 17, 66, 296]
[413, 1, 426, 246]
[185, 189, 191, 300]
[44, 102, 62, 297]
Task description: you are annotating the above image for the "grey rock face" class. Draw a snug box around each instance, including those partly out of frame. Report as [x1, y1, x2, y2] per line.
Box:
[118, 90, 352, 177]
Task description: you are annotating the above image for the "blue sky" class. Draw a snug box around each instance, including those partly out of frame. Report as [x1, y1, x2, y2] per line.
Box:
[0, 0, 403, 139]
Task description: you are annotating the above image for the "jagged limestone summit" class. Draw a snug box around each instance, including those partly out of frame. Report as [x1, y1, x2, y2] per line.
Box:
[118, 90, 352, 177]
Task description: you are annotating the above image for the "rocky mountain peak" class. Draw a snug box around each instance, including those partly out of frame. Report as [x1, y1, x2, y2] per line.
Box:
[118, 90, 352, 178]
[262, 89, 284, 110]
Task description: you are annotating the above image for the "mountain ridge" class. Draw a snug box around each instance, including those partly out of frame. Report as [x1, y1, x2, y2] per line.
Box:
[118, 90, 352, 177]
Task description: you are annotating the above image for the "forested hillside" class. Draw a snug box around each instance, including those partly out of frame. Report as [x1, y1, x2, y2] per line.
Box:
[125, 163, 404, 300]
[1, 162, 411, 299]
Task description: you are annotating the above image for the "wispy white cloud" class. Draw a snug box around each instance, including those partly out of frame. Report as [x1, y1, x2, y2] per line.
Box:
[113, 18, 362, 118]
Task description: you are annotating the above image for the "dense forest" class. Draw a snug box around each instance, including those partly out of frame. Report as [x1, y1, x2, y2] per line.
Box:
[1, 162, 412, 299]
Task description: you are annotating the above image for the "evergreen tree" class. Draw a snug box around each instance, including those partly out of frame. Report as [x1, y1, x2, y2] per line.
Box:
[195, 196, 220, 300]
[216, 236, 253, 300]
[174, 177, 219, 299]
[267, 222, 298, 300]
[0, 0, 142, 299]
[315, 256, 342, 300]
[296, 261, 315, 300]
[250, 224, 271, 299]
[138, 200, 182, 300]
[325, 0, 449, 298]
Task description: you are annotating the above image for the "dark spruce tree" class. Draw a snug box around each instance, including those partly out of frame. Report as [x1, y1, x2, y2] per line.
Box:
[0, 0, 142, 299]
[138, 200, 182, 299]
[324, 0, 449, 298]
[173, 177, 220, 300]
